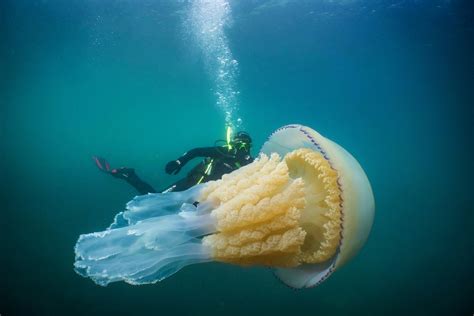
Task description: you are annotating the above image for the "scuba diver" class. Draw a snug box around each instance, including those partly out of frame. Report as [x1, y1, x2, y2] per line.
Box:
[93, 131, 253, 195]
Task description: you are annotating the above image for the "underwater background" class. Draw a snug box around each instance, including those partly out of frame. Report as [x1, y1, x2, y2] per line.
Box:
[1, 0, 473, 315]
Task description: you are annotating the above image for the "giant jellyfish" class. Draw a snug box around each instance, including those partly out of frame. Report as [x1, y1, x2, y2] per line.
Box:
[74, 124, 375, 288]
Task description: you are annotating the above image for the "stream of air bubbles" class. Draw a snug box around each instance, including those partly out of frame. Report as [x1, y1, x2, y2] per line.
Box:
[188, 0, 242, 131]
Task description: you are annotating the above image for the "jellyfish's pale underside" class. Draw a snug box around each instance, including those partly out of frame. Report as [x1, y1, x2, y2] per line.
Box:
[74, 125, 375, 288]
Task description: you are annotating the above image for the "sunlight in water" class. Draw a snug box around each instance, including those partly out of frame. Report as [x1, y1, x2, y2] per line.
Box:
[188, 0, 242, 130]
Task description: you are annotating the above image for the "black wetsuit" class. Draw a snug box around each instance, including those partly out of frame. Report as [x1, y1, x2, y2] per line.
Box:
[122, 146, 253, 194]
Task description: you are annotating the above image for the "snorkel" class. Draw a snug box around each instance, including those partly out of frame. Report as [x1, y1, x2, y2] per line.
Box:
[226, 126, 233, 150]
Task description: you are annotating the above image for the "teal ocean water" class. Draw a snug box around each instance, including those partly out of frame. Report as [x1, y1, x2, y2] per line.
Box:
[2, 0, 472, 315]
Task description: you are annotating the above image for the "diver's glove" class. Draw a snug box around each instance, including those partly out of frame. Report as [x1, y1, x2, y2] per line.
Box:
[165, 160, 182, 175]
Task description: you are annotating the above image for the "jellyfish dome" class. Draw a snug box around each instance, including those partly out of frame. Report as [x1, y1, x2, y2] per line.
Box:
[74, 124, 375, 288]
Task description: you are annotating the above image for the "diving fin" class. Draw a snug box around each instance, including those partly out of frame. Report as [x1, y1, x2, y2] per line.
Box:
[92, 156, 138, 182]
[92, 156, 112, 173]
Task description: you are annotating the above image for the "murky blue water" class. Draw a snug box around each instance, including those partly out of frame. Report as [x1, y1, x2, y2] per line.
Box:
[2, 0, 472, 315]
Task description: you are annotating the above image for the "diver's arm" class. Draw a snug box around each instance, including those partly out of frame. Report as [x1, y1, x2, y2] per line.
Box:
[165, 146, 224, 175]
[175, 147, 221, 166]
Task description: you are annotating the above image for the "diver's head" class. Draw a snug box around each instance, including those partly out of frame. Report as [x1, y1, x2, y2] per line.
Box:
[231, 131, 252, 151]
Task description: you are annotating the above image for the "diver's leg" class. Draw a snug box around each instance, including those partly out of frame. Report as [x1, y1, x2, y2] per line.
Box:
[159, 177, 194, 193]
[111, 168, 156, 194]
[92, 156, 156, 194]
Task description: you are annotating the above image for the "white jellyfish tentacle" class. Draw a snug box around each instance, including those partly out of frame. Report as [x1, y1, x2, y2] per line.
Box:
[109, 184, 207, 229]
[74, 184, 218, 286]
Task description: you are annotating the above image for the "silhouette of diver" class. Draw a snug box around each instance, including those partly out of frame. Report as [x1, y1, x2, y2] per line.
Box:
[93, 131, 253, 194]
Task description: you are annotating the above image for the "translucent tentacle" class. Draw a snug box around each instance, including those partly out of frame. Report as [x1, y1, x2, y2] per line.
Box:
[110, 184, 206, 229]
[74, 185, 217, 286]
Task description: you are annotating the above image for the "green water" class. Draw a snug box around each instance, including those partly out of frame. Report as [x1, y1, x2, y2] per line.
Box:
[2, 0, 472, 315]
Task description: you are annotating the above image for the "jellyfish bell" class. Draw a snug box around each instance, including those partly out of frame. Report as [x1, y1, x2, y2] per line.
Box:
[74, 124, 374, 289]
[260, 124, 375, 288]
